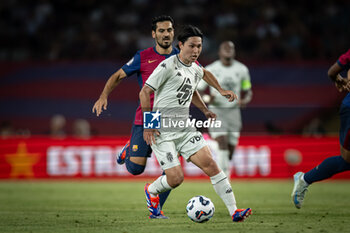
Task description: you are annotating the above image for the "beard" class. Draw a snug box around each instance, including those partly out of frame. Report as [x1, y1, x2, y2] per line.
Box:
[157, 38, 172, 49]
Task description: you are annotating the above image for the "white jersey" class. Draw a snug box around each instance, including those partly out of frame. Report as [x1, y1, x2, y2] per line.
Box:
[198, 59, 251, 108]
[145, 55, 204, 132]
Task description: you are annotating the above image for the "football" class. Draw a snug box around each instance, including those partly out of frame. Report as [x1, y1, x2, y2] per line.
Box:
[186, 195, 215, 223]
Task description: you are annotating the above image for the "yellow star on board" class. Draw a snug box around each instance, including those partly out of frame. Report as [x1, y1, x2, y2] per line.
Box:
[5, 142, 40, 178]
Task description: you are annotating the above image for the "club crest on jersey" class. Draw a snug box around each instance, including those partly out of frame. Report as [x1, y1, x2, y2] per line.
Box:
[132, 145, 138, 152]
[143, 110, 161, 129]
[166, 152, 173, 162]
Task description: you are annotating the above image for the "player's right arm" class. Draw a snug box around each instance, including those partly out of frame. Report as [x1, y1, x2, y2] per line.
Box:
[139, 85, 159, 146]
[140, 60, 169, 145]
[92, 68, 127, 116]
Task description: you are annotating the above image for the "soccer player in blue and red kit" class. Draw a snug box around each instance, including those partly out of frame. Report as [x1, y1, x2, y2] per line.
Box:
[292, 48, 350, 208]
[92, 15, 220, 218]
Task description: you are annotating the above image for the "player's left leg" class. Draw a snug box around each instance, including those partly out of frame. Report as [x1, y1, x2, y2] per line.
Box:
[181, 132, 251, 222]
[214, 135, 230, 178]
[189, 146, 251, 222]
[116, 124, 149, 175]
[228, 131, 240, 160]
[226, 131, 240, 179]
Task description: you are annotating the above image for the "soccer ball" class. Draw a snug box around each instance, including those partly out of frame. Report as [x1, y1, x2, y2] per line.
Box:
[186, 195, 215, 223]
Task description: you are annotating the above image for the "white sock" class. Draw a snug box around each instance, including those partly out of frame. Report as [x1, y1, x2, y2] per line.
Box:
[217, 149, 230, 178]
[148, 175, 173, 197]
[210, 170, 237, 216]
[301, 173, 309, 186]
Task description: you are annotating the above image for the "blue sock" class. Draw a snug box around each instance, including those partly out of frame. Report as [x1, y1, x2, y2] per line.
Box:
[304, 156, 350, 184]
[159, 190, 171, 209]
[159, 171, 171, 209]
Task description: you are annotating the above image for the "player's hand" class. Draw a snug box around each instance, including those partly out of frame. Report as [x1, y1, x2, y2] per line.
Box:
[239, 99, 247, 108]
[219, 90, 237, 102]
[143, 128, 160, 146]
[204, 110, 216, 120]
[92, 98, 108, 117]
[342, 78, 350, 92]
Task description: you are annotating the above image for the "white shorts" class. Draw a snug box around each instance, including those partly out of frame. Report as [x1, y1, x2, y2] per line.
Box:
[151, 131, 207, 170]
[208, 107, 241, 146]
[209, 131, 240, 146]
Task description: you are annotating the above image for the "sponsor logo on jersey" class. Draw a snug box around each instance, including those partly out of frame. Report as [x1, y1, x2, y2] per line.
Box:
[190, 135, 202, 144]
[148, 59, 157, 64]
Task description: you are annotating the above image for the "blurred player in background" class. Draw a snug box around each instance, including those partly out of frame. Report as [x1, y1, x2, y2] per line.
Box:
[292, 48, 350, 209]
[197, 41, 252, 179]
[140, 25, 252, 222]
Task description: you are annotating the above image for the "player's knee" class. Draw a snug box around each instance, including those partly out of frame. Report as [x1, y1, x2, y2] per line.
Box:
[341, 154, 350, 164]
[167, 174, 184, 188]
[340, 146, 350, 163]
[125, 161, 145, 175]
[201, 159, 220, 177]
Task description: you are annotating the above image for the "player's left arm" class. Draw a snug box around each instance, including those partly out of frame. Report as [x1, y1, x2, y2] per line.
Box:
[192, 90, 216, 120]
[202, 68, 237, 102]
[239, 71, 253, 107]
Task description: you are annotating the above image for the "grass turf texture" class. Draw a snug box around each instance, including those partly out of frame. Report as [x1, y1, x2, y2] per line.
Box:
[0, 180, 349, 233]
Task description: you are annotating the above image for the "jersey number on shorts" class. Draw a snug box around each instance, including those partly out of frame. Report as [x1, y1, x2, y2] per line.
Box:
[176, 78, 193, 105]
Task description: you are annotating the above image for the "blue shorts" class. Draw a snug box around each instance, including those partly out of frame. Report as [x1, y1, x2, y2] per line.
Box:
[339, 104, 350, 150]
[129, 124, 152, 158]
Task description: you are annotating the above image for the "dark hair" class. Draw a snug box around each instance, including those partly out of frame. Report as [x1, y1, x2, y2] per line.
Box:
[151, 15, 174, 31]
[177, 25, 203, 44]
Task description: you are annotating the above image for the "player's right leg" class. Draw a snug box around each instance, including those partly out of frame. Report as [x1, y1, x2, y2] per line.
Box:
[145, 140, 183, 218]
[145, 167, 182, 219]
[117, 124, 172, 216]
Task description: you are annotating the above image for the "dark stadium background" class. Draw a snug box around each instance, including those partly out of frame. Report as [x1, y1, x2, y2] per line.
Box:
[1, 0, 349, 136]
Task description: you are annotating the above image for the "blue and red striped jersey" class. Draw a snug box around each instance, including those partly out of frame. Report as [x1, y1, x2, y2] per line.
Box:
[122, 46, 179, 125]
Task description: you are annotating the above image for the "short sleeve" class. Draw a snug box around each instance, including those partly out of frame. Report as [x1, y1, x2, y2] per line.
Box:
[337, 49, 350, 68]
[197, 79, 208, 92]
[121, 51, 141, 76]
[145, 61, 170, 91]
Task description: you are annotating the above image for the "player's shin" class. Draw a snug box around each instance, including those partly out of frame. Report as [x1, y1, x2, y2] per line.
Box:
[210, 170, 237, 216]
[148, 175, 173, 197]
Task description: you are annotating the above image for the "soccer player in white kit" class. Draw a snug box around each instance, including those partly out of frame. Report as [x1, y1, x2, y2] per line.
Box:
[139, 25, 252, 222]
[197, 41, 253, 179]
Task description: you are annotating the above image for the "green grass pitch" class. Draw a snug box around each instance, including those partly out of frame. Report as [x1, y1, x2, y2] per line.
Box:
[0, 179, 349, 233]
